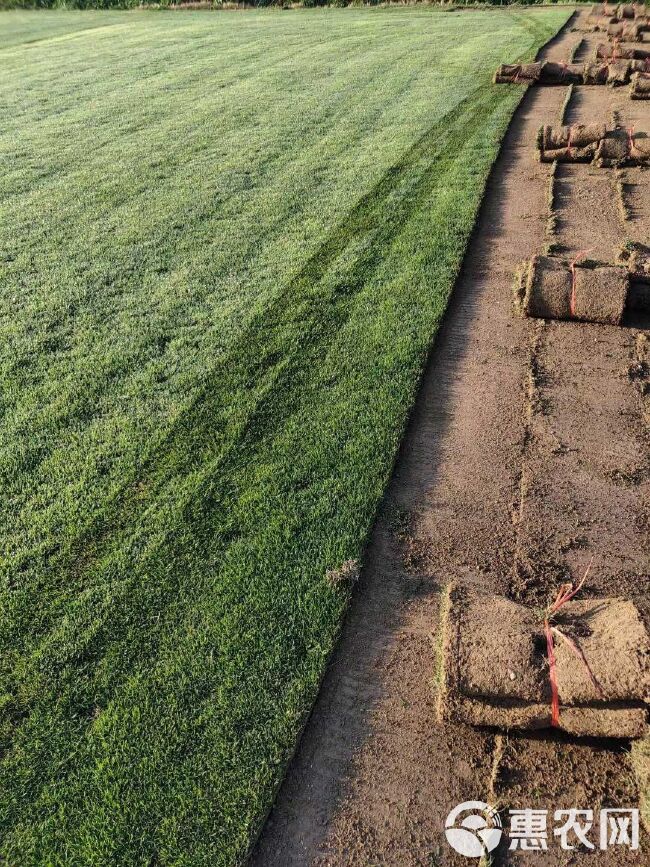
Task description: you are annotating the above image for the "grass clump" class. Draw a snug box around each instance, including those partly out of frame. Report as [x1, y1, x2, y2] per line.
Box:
[0, 6, 570, 865]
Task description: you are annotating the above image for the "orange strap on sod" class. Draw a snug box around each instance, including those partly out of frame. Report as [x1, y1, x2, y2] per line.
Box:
[543, 559, 601, 727]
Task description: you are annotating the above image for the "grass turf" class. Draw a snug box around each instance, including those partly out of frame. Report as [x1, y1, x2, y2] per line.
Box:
[0, 7, 570, 865]
[0, 9, 128, 48]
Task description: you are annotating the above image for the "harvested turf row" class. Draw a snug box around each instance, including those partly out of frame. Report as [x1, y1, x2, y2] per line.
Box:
[252, 11, 647, 866]
[514, 17, 650, 607]
[499, 10, 649, 860]
[612, 38, 650, 837]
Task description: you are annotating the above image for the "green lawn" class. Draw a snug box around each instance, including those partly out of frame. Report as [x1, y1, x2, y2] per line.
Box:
[0, 9, 128, 48]
[0, 7, 569, 865]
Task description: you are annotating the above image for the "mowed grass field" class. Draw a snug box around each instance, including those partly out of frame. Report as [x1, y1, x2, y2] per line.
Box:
[1, 7, 569, 865]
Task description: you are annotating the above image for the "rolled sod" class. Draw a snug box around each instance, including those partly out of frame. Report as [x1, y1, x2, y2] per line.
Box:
[539, 143, 597, 163]
[537, 122, 606, 162]
[606, 57, 647, 84]
[524, 256, 572, 319]
[524, 256, 629, 324]
[595, 128, 633, 165]
[493, 61, 582, 85]
[631, 71, 650, 97]
[493, 62, 542, 84]
[573, 263, 630, 322]
[496, 59, 645, 88]
[537, 125, 650, 165]
[595, 129, 629, 163]
[607, 22, 646, 40]
[540, 61, 584, 84]
[438, 584, 650, 739]
[540, 123, 608, 149]
[587, 15, 617, 28]
[583, 61, 611, 84]
[594, 41, 650, 60]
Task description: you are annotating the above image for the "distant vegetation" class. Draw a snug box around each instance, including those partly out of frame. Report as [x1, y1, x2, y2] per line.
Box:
[0, 0, 569, 10]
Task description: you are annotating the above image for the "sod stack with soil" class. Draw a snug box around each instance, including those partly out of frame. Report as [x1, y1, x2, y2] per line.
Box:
[631, 72, 650, 97]
[522, 256, 629, 324]
[494, 61, 583, 85]
[594, 42, 650, 59]
[496, 59, 650, 87]
[537, 124, 650, 165]
[439, 584, 650, 739]
[537, 122, 607, 162]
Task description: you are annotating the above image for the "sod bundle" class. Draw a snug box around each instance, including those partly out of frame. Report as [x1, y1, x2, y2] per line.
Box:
[602, 57, 650, 83]
[594, 41, 650, 60]
[537, 125, 650, 166]
[631, 71, 650, 97]
[523, 256, 629, 325]
[439, 584, 649, 739]
[495, 58, 647, 87]
[607, 21, 647, 40]
[537, 122, 607, 162]
[623, 2, 648, 19]
[494, 61, 583, 85]
[587, 15, 619, 28]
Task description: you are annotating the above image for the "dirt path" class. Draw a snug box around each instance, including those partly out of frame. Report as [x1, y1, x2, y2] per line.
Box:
[251, 11, 648, 866]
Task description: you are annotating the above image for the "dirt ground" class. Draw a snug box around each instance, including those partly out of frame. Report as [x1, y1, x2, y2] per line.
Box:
[251, 10, 649, 866]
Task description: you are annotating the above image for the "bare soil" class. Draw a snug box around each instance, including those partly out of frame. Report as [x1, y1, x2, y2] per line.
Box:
[251, 10, 649, 866]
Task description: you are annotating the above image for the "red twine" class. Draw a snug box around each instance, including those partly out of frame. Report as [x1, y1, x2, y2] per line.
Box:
[543, 559, 603, 728]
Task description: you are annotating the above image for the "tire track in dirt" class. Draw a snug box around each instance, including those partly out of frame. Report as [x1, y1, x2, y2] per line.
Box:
[251, 11, 648, 866]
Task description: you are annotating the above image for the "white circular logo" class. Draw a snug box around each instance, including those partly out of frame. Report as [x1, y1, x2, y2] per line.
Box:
[445, 800, 503, 858]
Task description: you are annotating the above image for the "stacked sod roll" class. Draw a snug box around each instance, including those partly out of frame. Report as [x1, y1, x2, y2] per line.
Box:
[438, 583, 650, 738]
[523, 256, 629, 325]
[495, 58, 649, 86]
[537, 124, 650, 166]
[631, 71, 650, 97]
